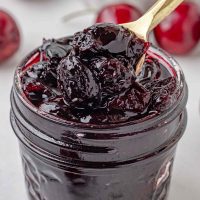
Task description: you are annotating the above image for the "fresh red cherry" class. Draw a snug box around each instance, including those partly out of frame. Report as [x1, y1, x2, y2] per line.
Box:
[96, 3, 142, 24]
[0, 10, 20, 63]
[154, 2, 200, 55]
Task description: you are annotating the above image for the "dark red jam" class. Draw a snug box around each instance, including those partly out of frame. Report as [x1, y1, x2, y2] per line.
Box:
[20, 23, 180, 124]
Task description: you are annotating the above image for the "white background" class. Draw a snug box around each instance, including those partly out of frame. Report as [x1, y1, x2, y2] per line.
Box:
[0, 0, 200, 200]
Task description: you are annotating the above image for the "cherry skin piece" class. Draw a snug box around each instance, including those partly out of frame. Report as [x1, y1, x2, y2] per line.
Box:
[154, 2, 200, 55]
[96, 3, 142, 24]
[0, 10, 20, 63]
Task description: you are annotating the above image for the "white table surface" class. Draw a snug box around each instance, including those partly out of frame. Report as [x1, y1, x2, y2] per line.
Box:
[0, 0, 200, 200]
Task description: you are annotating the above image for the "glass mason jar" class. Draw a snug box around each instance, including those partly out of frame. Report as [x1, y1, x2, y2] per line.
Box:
[10, 45, 188, 200]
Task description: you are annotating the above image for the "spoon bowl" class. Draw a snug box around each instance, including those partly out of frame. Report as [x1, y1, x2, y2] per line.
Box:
[121, 0, 184, 74]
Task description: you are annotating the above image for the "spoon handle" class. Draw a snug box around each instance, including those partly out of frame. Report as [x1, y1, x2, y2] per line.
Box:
[144, 0, 184, 32]
[123, 0, 184, 40]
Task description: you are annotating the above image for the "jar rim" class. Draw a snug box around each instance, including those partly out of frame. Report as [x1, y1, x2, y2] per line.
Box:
[13, 43, 187, 133]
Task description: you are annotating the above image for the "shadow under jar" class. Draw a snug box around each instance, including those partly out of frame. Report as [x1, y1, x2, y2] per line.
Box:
[10, 45, 188, 200]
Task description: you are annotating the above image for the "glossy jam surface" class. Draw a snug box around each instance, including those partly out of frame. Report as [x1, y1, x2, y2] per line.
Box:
[20, 23, 180, 124]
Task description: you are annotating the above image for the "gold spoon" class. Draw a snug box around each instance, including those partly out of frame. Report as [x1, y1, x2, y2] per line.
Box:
[122, 0, 184, 75]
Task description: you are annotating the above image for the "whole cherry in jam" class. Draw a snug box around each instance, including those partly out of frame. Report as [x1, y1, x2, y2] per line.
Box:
[109, 82, 151, 113]
[57, 52, 100, 108]
[96, 3, 142, 24]
[154, 2, 200, 55]
[0, 10, 20, 63]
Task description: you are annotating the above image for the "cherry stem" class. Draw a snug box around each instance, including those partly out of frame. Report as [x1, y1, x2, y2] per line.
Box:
[62, 8, 97, 22]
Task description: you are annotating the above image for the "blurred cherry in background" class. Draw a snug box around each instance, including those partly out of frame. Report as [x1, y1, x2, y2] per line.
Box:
[154, 1, 200, 55]
[96, 3, 142, 24]
[0, 10, 20, 63]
